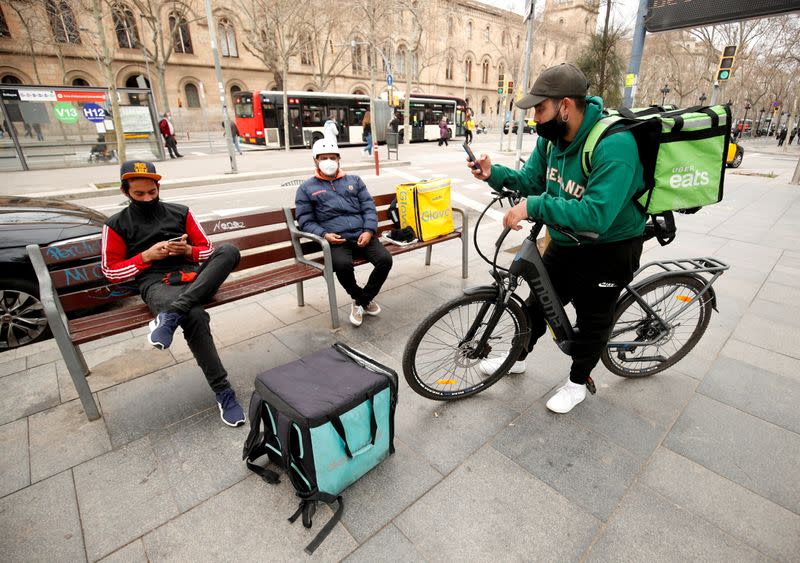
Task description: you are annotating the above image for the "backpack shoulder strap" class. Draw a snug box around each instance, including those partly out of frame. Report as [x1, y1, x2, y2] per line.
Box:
[581, 115, 626, 177]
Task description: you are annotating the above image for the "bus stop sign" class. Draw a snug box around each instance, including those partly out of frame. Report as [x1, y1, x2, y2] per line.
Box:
[387, 74, 393, 87]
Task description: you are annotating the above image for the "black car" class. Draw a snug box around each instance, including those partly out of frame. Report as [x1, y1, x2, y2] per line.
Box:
[0, 196, 106, 350]
[503, 121, 536, 135]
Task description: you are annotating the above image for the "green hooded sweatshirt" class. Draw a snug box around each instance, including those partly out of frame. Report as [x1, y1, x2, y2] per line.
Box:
[487, 96, 645, 245]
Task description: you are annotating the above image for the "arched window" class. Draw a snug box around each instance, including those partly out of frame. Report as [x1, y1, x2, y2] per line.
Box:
[411, 52, 418, 78]
[218, 18, 237, 58]
[445, 56, 453, 80]
[498, 63, 505, 82]
[467, 21, 472, 40]
[169, 13, 192, 54]
[46, 0, 81, 44]
[125, 74, 148, 105]
[501, 30, 508, 46]
[447, 17, 453, 36]
[480, 98, 487, 114]
[0, 6, 10, 38]
[465, 57, 472, 82]
[351, 39, 364, 74]
[113, 7, 138, 49]
[396, 46, 407, 78]
[481, 60, 489, 84]
[1, 74, 22, 84]
[298, 32, 312, 65]
[184, 83, 201, 107]
[72, 77, 89, 86]
[230, 84, 241, 100]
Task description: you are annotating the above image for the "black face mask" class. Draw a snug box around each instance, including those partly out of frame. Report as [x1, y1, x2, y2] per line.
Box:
[535, 107, 568, 142]
[129, 197, 160, 214]
[536, 105, 567, 143]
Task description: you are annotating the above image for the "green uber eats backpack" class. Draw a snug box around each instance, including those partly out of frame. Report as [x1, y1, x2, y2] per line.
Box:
[578, 104, 732, 245]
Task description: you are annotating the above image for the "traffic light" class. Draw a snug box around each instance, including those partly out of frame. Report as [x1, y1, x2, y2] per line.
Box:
[497, 75, 504, 95]
[507, 81, 514, 95]
[717, 45, 737, 81]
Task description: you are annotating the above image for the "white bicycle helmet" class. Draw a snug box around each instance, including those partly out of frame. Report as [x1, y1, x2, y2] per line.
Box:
[312, 139, 341, 158]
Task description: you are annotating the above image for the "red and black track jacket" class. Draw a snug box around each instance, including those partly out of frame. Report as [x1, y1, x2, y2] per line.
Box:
[101, 201, 212, 286]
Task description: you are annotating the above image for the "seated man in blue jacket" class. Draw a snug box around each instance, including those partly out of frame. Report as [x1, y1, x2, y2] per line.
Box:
[295, 139, 393, 326]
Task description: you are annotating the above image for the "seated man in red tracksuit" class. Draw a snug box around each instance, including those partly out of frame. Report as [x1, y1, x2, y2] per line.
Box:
[101, 160, 245, 426]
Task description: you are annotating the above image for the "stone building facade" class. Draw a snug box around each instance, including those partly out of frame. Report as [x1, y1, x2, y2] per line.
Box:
[0, 0, 597, 129]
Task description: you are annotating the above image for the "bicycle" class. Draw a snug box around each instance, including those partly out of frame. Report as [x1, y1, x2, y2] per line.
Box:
[402, 187, 729, 400]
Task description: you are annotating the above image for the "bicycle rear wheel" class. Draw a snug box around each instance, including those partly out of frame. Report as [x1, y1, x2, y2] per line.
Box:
[602, 275, 713, 378]
[402, 291, 528, 400]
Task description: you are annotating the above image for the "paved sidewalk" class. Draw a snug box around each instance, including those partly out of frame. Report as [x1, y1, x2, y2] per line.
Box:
[2, 162, 800, 561]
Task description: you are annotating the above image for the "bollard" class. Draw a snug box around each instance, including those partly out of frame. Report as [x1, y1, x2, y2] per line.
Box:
[374, 148, 380, 176]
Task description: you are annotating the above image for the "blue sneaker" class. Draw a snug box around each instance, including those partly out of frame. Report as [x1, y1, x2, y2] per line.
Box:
[147, 311, 184, 350]
[215, 388, 246, 427]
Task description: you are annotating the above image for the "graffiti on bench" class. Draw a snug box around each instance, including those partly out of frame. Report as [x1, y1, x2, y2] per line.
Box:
[212, 219, 247, 233]
[47, 239, 101, 261]
[63, 263, 104, 286]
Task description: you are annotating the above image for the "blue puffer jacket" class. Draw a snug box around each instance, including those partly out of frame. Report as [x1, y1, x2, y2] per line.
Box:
[295, 172, 378, 241]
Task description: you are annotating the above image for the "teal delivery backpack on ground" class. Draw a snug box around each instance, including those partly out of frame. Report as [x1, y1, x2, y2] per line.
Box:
[243, 343, 398, 554]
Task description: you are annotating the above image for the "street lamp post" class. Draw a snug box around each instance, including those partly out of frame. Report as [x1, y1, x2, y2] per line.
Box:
[660, 83, 670, 107]
[699, 93, 707, 105]
[742, 101, 751, 137]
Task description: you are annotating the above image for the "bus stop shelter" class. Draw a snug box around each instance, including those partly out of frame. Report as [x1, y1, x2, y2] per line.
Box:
[0, 85, 163, 171]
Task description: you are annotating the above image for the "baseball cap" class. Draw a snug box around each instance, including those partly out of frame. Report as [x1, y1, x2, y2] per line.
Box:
[120, 160, 161, 182]
[515, 63, 590, 110]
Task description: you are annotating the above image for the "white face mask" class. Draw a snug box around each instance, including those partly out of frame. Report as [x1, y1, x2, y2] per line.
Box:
[318, 159, 339, 177]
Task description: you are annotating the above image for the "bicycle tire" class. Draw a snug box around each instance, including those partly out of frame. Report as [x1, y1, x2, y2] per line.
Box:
[602, 275, 713, 378]
[402, 291, 528, 400]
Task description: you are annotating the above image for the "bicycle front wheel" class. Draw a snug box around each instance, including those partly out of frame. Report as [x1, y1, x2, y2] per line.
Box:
[402, 291, 528, 400]
[602, 275, 713, 378]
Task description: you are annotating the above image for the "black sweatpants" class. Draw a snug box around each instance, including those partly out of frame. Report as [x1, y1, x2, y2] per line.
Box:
[519, 236, 643, 384]
[139, 244, 241, 393]
[329, 238, 393, 307]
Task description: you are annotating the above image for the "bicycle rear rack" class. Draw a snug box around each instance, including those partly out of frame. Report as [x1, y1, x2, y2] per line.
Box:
[634, 257, 730, 278]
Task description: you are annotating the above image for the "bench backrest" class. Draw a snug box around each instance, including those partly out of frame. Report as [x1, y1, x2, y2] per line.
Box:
[37, 208, 310, 314]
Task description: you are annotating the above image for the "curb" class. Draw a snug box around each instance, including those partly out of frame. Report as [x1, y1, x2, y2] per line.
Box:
[27, 160, 412, 201]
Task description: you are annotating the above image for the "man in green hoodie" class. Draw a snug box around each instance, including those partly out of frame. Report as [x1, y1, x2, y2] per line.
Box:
[470, 63, 646, 414]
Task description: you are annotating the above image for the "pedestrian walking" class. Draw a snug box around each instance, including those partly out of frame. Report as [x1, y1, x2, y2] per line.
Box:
[464, 111, 474, 144]
[789, 127, 797, 145]
[777, 127, 787, 147]
[438, 117, 449, 146]
[222, 120, 242, 155]
[323, 114, 339, 142]
[159, 112, 184, 158]
[361, 111, 372, 157]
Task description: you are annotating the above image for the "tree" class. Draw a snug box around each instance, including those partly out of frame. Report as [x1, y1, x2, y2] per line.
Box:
[237, 0, 311, 151]
[132, 0, 202, 114]
[574, 23, 626, 107]
[301, 1, 357, 92]
[77, 0, 128, 160]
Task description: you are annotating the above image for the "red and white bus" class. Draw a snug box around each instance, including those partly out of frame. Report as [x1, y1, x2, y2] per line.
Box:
[233, 90, 464, 148]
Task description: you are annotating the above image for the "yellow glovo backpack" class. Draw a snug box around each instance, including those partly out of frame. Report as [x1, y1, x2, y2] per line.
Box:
[395, 178, 454, 242]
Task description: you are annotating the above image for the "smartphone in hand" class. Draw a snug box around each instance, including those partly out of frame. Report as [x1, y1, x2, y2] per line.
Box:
[167, 235, 185, 243]
[462, 141, 482, 174]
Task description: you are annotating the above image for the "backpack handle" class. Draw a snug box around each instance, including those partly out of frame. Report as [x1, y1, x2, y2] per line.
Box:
[328, 393, 378, 459]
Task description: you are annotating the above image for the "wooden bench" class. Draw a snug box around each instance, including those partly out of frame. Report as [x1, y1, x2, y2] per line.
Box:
[27, 195, 467, 421]
[26, 209, 332, 421]
[285, 192, 469, 327]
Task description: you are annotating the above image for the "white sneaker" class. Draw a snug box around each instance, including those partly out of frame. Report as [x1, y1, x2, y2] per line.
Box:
[349, 302, 364, 326]
[364, 301, 381, 316]
[546, 379, 587, 413]
[479, 353, 527, 376]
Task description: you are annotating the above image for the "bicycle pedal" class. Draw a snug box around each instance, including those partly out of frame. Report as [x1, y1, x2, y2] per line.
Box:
[585, 377, 597, 395]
